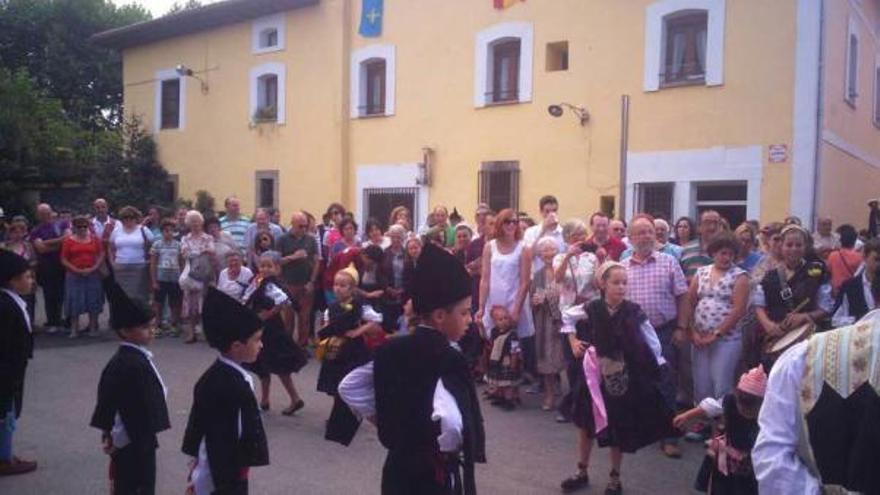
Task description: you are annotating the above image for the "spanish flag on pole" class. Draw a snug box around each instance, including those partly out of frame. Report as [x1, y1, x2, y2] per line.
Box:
[494, 0, 524, 9]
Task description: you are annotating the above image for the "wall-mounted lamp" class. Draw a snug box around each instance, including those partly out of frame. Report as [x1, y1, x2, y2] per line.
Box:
[417, 146, 434, 186]
[175, 64, 209, 94]
[548, 103, 589, 126]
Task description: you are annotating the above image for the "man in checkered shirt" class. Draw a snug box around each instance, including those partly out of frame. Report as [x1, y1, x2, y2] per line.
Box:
[621, 214, 688, 459]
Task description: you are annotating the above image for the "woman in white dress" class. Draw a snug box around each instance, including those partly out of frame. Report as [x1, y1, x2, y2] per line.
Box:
[477, 208, 535, 376]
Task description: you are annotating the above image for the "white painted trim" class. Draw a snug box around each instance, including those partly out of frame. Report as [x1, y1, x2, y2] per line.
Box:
[355, 164, 429, 229]
[848, 0, 879, 46]
[643, 0, 725, 91]
[154, 69, 186, 133]
[625, 146, 763, 220]
[474, 21, 534, 107]
[249, 62, 286, 124]
[251, 13, 286, 55]
[350, 44, 396, 118]
[845, 16, 860, 105]
[875, 55, 880, 126]
[822, 129, 880, 170]
[789, 0, 821, 226]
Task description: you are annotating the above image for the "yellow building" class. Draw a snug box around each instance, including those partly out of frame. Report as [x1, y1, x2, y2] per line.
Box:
[94, 0, 880, 230]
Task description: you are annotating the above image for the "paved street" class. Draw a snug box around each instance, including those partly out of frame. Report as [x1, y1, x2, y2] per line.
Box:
[2, 327, 704, 495]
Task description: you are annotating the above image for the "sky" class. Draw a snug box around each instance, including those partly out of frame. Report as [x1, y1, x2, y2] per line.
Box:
[111, 0, 219, 18]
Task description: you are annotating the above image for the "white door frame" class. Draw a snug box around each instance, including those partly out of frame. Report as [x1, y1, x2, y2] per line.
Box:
[355, 163, 429, 229]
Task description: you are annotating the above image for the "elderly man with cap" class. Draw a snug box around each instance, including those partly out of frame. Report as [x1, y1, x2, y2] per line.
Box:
[339, 243, 486, 495]
[752, 312, 880, 493]
[0, 250, 37, 476]
[182, 287, 269, 495]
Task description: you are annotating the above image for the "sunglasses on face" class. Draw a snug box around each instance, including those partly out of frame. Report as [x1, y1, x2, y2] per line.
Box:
[503, 219, 517, 225]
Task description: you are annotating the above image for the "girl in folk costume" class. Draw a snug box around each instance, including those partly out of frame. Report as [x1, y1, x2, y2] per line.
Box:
[0, 251, 37, 476]
[674, 366, 766, 495]
[317, 264, 383, 445]
[242, 251, 308, 415]
[183, 287, 269, 495]
[485, 305, 522, 410]
[90, 280, 170, 495]
[559, 261, 675, 495]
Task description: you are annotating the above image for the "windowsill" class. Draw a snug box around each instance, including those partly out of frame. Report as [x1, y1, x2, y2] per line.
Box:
[250, 120, 284, 127]
[159, 126, 181, 131]
[844, 97, 857, 109]
[658, 78, 705, 89]
[481, 99, 522, 108]
[253, 45, 283, 55]
[356, 112, 389, 119]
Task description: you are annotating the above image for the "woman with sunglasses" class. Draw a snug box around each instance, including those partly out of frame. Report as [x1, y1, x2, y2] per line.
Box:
[476, 208, 535, 381]
[61, 215, 105, 338]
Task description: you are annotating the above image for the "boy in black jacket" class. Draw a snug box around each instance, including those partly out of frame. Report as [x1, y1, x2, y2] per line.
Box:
[90, 280, 170, 494]
[0, 250, 37, 476]
[182, 287, 268, 495]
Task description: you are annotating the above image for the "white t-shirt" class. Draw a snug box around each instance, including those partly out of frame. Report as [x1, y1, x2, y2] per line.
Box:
[110, 227, 154, 265]
[217, 267, 254, 302]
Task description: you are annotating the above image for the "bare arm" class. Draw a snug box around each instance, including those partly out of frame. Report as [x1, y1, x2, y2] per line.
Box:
[150, 252, 159, 288]
[713, 274, 749, 335]
[512, 245, 532, 319]
[476, 241, 492, 321]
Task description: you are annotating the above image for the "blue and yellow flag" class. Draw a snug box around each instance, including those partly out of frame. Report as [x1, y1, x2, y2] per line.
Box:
[359, 0, 383, 38]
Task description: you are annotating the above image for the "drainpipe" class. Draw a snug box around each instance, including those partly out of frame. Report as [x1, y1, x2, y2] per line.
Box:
[619, 94, 630, 219]
[809, 0, 826, 229]
[340, 0, 353, 207]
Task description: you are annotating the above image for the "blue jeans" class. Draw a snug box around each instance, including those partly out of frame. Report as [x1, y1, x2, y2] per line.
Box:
[0, 401, 15, 461]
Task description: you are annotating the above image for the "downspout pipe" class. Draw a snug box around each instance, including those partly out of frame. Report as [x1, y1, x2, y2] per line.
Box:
[619, 94, 630, 219]
[810, 0, 825, 228]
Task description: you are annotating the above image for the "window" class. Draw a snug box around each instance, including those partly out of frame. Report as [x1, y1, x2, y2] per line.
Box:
[474, 21, 533, 107]
[363, 187, 417, 231]
[845, 28, 859, 106]
[351, 44, 396, 118]
[260, 28, 278, 49]
[255, 74, 278, 121]
[546, 41, 569, 72]
[694, 182, 747, 228]
[362, 59, 386, 116]
[249, 63, 285, 124]
[479, 161, 520, 213]
[251, 14, 285, 54]
[662, 11, 707, 86]
[636, 183, 674, 220]
[160, 79, 181, 129]
[489, 39, 520, 103]
[643, 0, 725, 92]
[255, 171, 279, 209]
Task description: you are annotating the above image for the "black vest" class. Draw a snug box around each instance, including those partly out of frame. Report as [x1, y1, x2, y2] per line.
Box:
[837, 275, 873, 321]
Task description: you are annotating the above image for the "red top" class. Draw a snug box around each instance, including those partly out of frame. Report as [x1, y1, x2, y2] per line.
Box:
[585, 235, 627, 263]
[827, 249, 863, 293]
[61, 235, 102, 270]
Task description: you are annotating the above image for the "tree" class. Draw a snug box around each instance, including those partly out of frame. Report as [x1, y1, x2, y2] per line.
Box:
[0, 0, 151, 131]
[167, 0, 202, 15]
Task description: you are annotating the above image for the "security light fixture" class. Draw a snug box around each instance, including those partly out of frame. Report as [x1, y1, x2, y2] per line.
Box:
[175, 64, 209, 94]
[548, 103, 589, 125]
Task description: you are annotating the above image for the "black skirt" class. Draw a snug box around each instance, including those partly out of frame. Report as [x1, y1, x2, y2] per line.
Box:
[244, 316, 308, 378]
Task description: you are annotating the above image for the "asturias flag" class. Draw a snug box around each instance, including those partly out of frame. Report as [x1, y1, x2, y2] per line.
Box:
[359, 0, 383, 37]
[494, 0, 525, 9]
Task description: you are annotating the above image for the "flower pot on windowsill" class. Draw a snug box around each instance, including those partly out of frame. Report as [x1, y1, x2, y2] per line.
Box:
[251, 106, 278, 125]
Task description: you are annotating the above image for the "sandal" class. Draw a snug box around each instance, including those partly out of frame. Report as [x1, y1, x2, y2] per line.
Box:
[282, 399, 305, 416]
[604, 470, 622, 495]
[560, 463, 589, 493]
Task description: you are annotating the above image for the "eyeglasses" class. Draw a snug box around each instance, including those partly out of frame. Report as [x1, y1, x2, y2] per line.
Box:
[503, 219, 517, 225]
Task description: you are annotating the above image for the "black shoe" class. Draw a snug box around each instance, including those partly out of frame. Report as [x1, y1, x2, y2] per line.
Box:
[282, 399, 305, 416]
[604, 470, 622, 495]
[560, 464, 589, 493]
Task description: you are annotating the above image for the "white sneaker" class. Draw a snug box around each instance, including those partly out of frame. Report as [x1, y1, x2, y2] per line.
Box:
[45, 326, 59, 334]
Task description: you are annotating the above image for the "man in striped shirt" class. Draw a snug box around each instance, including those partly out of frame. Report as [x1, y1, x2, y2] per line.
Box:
[680, 210, 722, 282]
[219, 196, 251, 253]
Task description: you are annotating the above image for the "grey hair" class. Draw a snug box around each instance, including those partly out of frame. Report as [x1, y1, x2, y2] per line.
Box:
[535, 236, 560, 254]
[387, 224, 407, 237]
[185, 210, 204, 226]
[561, 219, 588, 243]
[653, 218, 670, 231]
[259, 250, 283, 265]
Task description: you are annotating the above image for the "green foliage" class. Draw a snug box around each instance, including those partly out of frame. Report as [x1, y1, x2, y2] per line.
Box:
[0, 0, 151, 130]
[167, 0, 202, 15]
[193, 190, 216, 217]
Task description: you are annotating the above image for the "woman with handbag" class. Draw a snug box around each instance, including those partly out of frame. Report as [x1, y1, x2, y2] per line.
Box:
[108, 206, 154, 306]
[179, 210, 216, 343]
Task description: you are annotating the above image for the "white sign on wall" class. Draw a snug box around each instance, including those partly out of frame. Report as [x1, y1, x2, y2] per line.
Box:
[768, 144, 788, 163]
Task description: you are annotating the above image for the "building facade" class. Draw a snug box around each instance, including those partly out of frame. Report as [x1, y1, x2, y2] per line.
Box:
[95, 0, 880, 229]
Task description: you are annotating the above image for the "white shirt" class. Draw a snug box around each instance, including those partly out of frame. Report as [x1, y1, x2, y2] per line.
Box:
[752, 340, 821, 494]
[110, 226, 154, 265]
[338, 361, 464, 453]
[2, 288, 31, 333]
[831, 266, 877, 327]
[111, 343, 167, 450]
[217, 267, 253, 302]
[191, 356, 256, 495]
[92, 217, 121, 239]
[559, 303, 666, 366]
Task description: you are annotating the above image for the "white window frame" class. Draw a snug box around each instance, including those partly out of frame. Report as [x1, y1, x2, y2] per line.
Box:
[154, 68, 186, 133]
[249, 63, 286, 124]
[874, 55, 880, 127]
[643, 0, 725, 92]
[350, 44, 396, 118]
[251, 14, 285, 55]
[845, 17, 860, 107]
[474, 21, 533, 107]
[255, 170, 279, 209]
